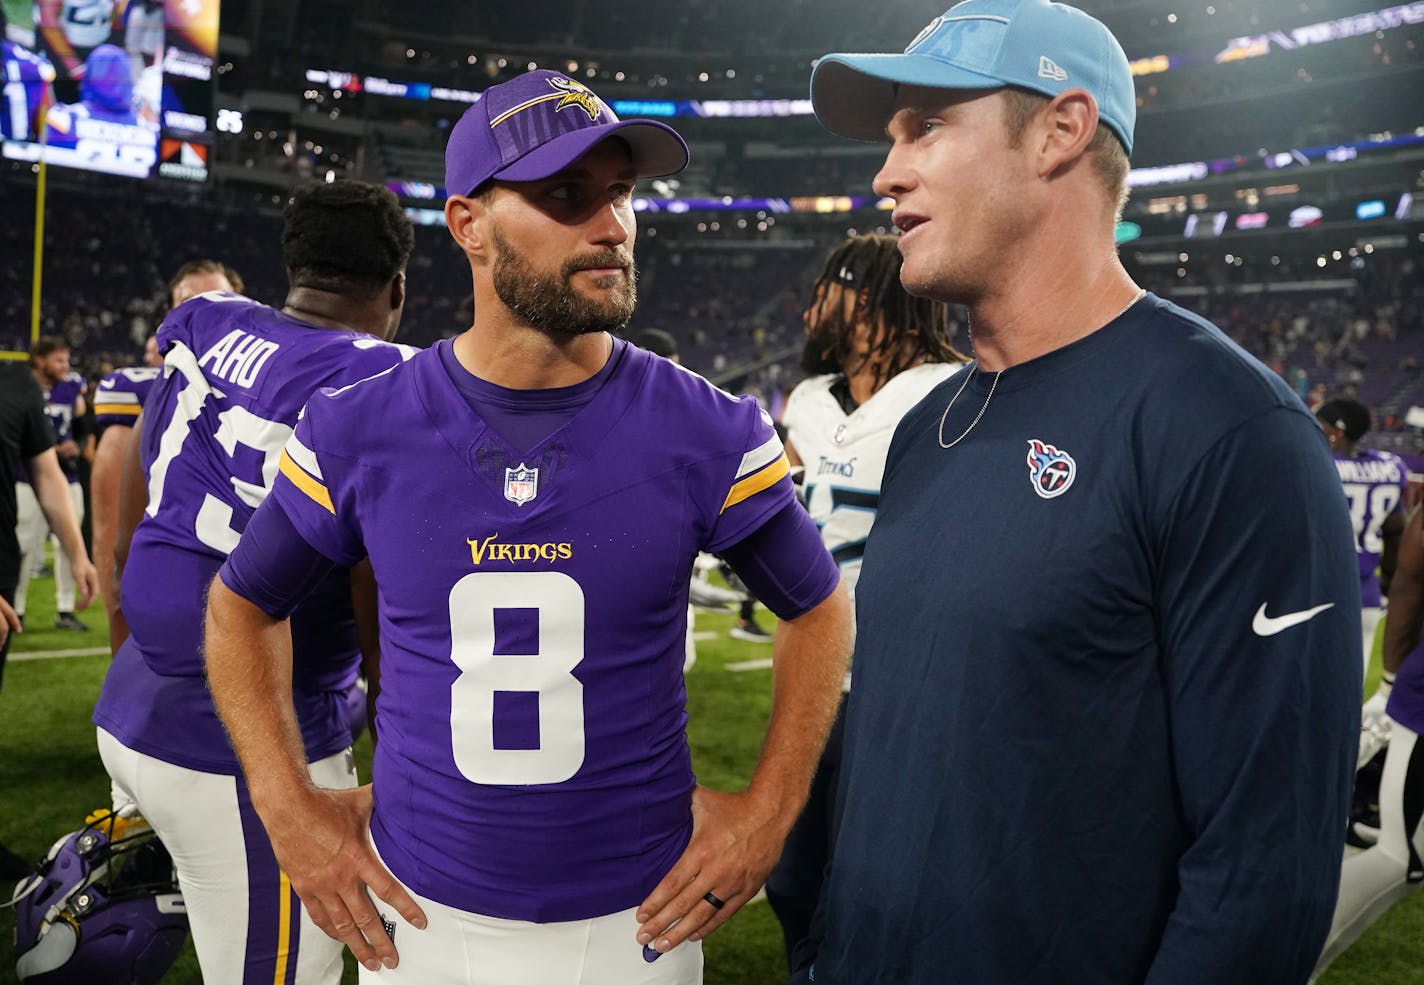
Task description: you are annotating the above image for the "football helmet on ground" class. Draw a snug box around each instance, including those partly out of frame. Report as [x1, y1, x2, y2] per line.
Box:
[10, 810, 187, 984]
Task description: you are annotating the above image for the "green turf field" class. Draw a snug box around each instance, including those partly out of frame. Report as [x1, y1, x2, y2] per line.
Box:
[1, 576, 1419, 984]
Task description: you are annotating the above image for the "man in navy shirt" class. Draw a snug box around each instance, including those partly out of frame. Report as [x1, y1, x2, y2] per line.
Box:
[797, 1, 1361, 982]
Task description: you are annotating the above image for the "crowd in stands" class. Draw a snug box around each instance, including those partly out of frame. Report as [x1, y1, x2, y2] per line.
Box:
[3, 187, 1420, 462]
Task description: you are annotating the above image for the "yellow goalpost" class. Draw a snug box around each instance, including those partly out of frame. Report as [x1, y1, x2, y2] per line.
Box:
[2, 125, 47, 362]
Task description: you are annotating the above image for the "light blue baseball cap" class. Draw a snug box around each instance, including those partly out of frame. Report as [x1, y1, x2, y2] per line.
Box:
[810, 0, 1136, 154]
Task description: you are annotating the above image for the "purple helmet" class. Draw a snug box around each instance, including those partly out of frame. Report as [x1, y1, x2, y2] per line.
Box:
[11, 814, 188, 984]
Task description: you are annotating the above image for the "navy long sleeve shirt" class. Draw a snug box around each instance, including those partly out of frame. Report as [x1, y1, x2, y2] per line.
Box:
[810, 294, 1361, 985]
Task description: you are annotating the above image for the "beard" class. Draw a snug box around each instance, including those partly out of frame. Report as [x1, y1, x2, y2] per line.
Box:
[491, 224, 637, 336]
[799, 330, 842, 377]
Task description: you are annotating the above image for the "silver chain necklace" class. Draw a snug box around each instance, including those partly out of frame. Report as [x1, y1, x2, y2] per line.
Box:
[937, 288, 1146, 450]
[936, 363, 1000, 449]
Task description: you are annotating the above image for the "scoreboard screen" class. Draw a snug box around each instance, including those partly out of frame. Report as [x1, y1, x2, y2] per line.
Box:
[2, 0, 219, 181]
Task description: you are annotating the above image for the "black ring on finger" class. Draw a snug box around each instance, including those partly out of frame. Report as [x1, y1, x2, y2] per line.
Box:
[703, 891, 726, 910]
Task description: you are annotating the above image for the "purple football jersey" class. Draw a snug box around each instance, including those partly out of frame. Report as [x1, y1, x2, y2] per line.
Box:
[0, 41, 54, 142]
[39, 372, 85, 480]
[93, 292, 416, 774]
[93, 366, 161, 429]
[1332, 449, 1408, 607]
[267, 340, 795, 922]
[1389, 635, 1424, 734]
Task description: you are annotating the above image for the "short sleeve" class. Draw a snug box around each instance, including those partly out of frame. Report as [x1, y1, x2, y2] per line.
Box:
[267, 393, 366, 566]
[93, 371, 150, 428]
[704, 397, 797, 553]
[19, 375, 53, 459]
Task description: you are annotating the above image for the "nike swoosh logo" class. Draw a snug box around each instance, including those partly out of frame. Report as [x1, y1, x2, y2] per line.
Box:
[1252, 602, 1335, 636]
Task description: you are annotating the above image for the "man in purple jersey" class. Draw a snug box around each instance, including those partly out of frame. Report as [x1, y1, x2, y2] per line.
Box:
[205, 69, 852, 983]
[0, 4, 55, 142]
[1317, 398, 1408, 683]
[1313, 503, 1424, 978]
[92, 259, 243, 654]
[14, 335, 93, 630]
[94, 180, 416, 985]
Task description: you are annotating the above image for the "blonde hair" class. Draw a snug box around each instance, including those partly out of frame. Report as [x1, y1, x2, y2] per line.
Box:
[1000, 87, 1130, 220]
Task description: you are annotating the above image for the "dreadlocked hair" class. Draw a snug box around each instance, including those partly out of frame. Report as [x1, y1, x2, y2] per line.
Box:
[804, 234, 966, 391]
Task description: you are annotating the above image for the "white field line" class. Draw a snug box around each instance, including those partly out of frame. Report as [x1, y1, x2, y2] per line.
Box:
[724, 657, 774, 672]
[9, 646, 109, 661]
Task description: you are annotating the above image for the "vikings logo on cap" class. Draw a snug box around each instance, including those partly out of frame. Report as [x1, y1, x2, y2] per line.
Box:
[489, 75, 605, 128]
[548, 76, 604, 121]
[1026, 439, 1076, 499]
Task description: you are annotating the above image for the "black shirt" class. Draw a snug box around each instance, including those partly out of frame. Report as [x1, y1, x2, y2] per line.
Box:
[0, 363, 54, 589]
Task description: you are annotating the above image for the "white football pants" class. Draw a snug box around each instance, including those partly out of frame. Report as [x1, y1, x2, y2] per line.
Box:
[98, 727, 354, 985]
[362, 837, 703, 985]
[13, 480, 84, 613]
[1312, 721, 1424, 979]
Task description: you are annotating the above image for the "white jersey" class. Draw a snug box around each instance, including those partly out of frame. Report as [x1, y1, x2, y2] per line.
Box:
[784, 362, 961, 603]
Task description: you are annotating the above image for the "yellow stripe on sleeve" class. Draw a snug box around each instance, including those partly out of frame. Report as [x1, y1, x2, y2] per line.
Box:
[720, 454, 791, 514]
[278, 450, 334, 514]
[273, 870, 292, 985]
[94, 403, 142, 417]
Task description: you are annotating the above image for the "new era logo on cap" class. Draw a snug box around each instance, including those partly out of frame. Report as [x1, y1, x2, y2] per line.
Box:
[810, 0, 1137, 155]
[1037, 55, 1067, 81]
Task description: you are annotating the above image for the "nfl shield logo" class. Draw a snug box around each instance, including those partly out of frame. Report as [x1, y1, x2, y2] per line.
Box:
[504, 463, 539, 506]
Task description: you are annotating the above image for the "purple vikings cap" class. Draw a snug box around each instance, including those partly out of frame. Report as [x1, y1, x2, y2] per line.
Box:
[810, 0, 1136, 154]
[445, 70, 690, 196]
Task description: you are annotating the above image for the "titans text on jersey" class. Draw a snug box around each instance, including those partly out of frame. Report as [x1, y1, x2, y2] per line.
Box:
[784, 363, 957, 594]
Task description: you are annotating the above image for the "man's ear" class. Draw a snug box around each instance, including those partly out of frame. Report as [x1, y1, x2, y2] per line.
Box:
[1036, 89, 1097, 179]
[445, 193, 490, 258]
[389, 271, 406, 311]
